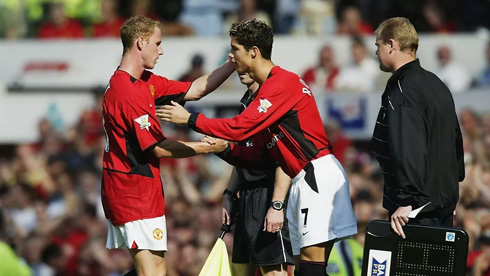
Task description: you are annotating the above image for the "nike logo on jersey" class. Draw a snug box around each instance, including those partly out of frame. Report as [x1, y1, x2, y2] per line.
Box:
[302, 231, 310, 236]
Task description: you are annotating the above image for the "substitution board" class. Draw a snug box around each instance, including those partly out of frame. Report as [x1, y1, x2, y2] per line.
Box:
[361, 220, 468, 276]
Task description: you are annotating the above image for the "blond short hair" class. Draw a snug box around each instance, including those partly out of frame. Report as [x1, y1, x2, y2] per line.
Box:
[120, 15, 160, 54]
[376, 17, 419, 53]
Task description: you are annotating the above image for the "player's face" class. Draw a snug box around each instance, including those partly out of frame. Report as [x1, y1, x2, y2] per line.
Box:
[237, 72, 254, 86]
[229, 38, 253, 74]
[141, 26, 163, 69]
[375, 36, 391, 73]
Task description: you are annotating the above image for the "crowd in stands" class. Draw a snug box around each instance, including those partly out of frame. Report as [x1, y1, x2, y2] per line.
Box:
[0, 85, 489, 275]
[1, 1, 490, 275]
[2, 0, 490, 39]
[301, 38, 490, 94]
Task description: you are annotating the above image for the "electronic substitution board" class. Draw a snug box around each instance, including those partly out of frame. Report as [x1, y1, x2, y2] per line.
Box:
[361, 220, 468, 276]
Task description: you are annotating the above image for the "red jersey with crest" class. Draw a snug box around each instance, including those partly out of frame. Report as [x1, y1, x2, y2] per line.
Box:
[102, 70, 190, 225]
[189, 66, 332, 178]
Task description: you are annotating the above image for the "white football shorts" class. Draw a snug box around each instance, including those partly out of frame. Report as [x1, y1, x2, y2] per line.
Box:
[106, 215, 168, 251]
[287, 154, 358, 255]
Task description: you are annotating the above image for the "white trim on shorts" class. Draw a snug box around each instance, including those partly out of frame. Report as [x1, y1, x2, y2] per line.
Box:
[106, 215, 168, 251]
[287, 154, 358, 255]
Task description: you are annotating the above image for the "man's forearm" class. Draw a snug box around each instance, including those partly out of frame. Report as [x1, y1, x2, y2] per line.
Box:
[185, 61, 235, 101]
[271, 166, 291, 202]
[152, 139, 224, 158]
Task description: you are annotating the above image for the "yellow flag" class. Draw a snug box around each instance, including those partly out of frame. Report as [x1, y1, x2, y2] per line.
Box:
[199, 238, 232, 276]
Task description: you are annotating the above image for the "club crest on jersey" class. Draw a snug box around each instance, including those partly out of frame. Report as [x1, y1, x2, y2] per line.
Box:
[258, 99, 272, 113]
[149, 85, 155, 97]
[135, 114, 151, 131]
[153, 228, 164, 240]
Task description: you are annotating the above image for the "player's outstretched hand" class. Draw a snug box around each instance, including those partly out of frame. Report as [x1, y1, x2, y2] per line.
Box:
[390, 205, 411, 239]
[156, 101, 191, 125]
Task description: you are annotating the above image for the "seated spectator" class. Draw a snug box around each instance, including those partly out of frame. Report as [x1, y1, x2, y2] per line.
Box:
[335, 36, 379, 93]
[37, 2, 84, 39]
[224, 0, 271, 33]
[180, 0, 237, 37]
[179, 54, 205, 82]
[467, 230, 490, 275]
[301, 45, 340, 92]
[274, 0, 299, 34]
[92, 0, 126, 38]
[337, 6, 373, 36]
[475, 41, 490, 88]
[422, 1, 456, 33]
[434, 45, 471, 93]
[294, 0, 336, 35]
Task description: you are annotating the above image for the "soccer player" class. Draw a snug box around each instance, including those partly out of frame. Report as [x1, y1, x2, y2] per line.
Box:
[101, 15, 233, 276]
[157, 19, 358, 276]
[371, 17, 464, 238]
[221, 72, 294, 276]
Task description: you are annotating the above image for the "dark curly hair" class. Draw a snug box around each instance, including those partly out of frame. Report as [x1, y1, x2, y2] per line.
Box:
[229, 19, 273, 60]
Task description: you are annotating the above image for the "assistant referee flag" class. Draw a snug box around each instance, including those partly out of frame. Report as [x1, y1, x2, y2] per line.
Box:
[199, 237, 232, 276]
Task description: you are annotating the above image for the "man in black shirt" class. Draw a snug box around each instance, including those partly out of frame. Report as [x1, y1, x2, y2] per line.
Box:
[371, 17, 465, 238]
[222, 72, 294, 276]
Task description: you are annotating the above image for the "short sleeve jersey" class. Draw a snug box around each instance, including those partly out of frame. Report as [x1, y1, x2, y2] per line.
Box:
[102, 70, 190, 225]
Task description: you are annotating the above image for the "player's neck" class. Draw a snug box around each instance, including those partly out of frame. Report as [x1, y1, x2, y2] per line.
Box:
[247, 82, 260, 94]
[250, 59, 275, 85]
[119, 52, 145, 79]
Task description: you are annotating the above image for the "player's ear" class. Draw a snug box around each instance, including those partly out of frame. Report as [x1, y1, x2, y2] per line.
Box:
[251, 46, 258, 58]
[137, 37, 144, 50]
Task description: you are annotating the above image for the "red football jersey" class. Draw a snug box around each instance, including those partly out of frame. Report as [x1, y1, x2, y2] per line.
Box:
[102, 70, 190, 225]
[190, 66, 332, 178]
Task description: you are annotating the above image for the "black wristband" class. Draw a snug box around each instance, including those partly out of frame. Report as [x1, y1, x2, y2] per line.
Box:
[188, 113, 199, 130]
[223, 189, 234, 197]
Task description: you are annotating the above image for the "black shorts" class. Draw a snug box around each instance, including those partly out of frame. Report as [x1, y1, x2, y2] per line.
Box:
[232, 183, 294, 267]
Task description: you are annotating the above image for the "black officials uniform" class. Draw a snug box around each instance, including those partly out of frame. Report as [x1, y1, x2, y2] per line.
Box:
[229, 89, 294, 267]
[371, 59, 465, 225]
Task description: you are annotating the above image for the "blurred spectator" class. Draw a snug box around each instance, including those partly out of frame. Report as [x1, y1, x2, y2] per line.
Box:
[179, 54, 205, 82]
[153, 0, 194, 36]
[274, 0, 299, 34]
[224, 0, 272, 32]
[0, 208, 32, 276]
[434, 45, 472, 93]
[180, 0, 237, 37]
[294, 0, 336, 35]
[0, 0, 27, 39]
[467, 230, 490, 275]
[335, 36, 379, 93]
[337, 6, 373, 36]
[37, 2, 84, 39]
[475, 41, 490, 88]
[91, 0, 126, 38]
[324, 119, 352, 165]
[301, 44, 340, 92]
[422, 1, 456, 33]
